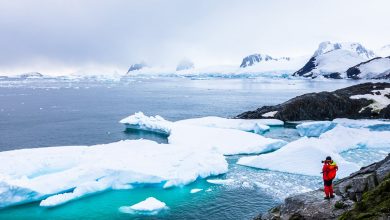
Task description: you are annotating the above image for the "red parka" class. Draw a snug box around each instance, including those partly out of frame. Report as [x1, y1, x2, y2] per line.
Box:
[322, 161, 338, 181]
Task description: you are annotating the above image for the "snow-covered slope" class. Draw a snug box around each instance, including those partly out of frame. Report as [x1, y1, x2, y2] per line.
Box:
[294, 41, 377, 78]
[346, 56, 390, 79]
[240, 54, 290, 68]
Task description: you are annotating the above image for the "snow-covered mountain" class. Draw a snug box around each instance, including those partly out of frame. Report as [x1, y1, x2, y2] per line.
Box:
[294, 41, 377, 78]
[240, 54, 290, 68]
[176, 59, 194, 71]
[346, 56, 390, 79]
[127, 62, 147, 73]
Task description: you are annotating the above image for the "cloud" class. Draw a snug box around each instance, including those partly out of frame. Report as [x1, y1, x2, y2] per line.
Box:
[0, 0, 389, 75]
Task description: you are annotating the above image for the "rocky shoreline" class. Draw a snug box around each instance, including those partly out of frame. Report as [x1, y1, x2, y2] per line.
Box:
[256, 154, 390, 220]
[237, 82, 390, 121]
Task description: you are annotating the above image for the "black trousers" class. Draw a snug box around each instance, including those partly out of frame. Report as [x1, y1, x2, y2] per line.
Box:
[324, 179, 333, 186]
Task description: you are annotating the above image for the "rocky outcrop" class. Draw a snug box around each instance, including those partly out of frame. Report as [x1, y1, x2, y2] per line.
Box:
[258, 154, 390, 220]
[237, 82, 390, 121]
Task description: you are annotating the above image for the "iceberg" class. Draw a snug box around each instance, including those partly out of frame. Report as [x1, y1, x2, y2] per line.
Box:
[119, 197, 167, 215]
[176, 116, 282, 130]
[0, 139, 228, 208]
[119, 112, 172, 135]
[121, 113, 287, 155]
[168, 124, 286, 155]
[296, 121, 336, 137]
[238, 125, 390, 178]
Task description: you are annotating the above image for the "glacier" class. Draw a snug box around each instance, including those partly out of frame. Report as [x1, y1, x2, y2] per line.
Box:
[238, 125, 390, 178]
[0, 139, 228, 208]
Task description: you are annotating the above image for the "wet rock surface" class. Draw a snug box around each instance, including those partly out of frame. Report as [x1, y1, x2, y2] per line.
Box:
[237, 82, 390, 121]
[258, 154, 390, 220]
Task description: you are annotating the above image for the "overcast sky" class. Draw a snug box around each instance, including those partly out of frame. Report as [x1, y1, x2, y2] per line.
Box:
[0, 0, 389, 75]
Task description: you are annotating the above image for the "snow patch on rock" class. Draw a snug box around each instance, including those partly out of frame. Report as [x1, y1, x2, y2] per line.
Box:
[350, 88, 390, 113]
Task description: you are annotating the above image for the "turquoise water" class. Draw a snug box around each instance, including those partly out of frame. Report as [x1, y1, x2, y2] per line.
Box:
[0, 77, 381, 219]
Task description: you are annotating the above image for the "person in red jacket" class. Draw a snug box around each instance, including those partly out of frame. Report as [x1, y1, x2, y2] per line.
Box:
[322, 156, 338, 199]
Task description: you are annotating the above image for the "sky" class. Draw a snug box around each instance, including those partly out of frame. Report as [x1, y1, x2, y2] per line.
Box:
[0, 0, 389, 75]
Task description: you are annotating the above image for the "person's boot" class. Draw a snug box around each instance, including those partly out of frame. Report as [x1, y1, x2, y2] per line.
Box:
[329, 185, 335, 198]
[324, 186, 330, 199]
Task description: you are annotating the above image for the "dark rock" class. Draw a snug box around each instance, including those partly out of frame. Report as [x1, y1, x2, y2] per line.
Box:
[323, 72, 343, 79]
[240, 54, 274, 68]
[127, 62, 147, 73]
[293, 56, 316, 77]
[237, 82, 390, 121]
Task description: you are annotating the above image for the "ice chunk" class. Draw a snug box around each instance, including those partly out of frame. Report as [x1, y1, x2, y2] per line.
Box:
[296, 121, 336, 137]
[119, 112, 172, 135]
[119, 197, 167, 214]
[0, 139, 228, 208]
[238, 125, 390, 178]
[333, 118, 390, 131]
[175, 116, 273, 133]
[254, 123, 270, 134]
[206, 179, 234, 185]
[190, 188, 203, 193]
[168, 124, 287, 155]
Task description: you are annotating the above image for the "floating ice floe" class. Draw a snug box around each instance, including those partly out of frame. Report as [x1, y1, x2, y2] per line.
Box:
[0, 139, 228, 208]
[177, 116, 284, 127]
[169, 124, 286, 155]
[190, 188, 203, 194]
[120, 113, 284, 135]
[119, 112, 172, 135]
[333, 118, 390, 131]
[206, 179, 234, 185]
[296, 118, 390, 137]
[119, 197, 168, 215]
[238, 125, 390, 178]
[120, 112, 287, 155]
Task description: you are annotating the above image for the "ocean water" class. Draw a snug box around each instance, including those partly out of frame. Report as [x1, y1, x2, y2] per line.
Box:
[0, 77, 381, 220]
